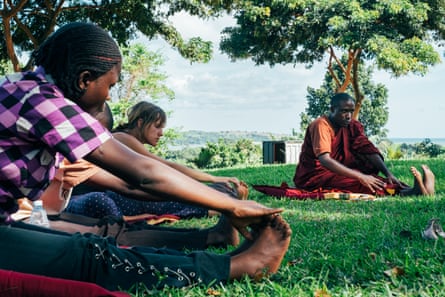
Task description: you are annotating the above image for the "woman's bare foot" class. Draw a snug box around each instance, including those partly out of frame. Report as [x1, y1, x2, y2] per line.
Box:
[229, 215, 291, 280]
[206, 215, 240, 248]
[421, 164, 435, 195]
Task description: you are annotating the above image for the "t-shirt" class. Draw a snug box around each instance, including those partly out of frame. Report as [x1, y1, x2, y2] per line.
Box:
[0, 66, 111, 216]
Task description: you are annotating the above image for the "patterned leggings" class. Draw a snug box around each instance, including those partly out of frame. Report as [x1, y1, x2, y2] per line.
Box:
[65, 191, 209, 219]
[65, 182, 239, 219]
[0, 224, 230, 291]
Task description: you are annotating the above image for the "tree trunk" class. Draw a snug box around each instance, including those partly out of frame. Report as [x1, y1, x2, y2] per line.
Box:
[351, 49, 363, 120]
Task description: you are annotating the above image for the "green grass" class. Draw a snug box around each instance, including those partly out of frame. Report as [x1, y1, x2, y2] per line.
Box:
[128, 159, 445, 296]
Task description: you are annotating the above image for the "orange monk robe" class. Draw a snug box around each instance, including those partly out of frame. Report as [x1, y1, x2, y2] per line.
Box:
[293, 116, 400, 196]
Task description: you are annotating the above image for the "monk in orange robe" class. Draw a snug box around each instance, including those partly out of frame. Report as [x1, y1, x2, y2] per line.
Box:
[293, 93, 435, 196]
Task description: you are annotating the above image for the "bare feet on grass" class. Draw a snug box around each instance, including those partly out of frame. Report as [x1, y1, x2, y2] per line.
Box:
[207, 215, 240, 248]
[229, 215, 291, 280]
[421, 164, 435, 195]
[401, 165, 435, 197]
[410, 166, 428, 195]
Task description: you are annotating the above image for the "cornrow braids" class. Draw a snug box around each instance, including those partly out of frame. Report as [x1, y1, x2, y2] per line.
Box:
[32, 22, 122, 100]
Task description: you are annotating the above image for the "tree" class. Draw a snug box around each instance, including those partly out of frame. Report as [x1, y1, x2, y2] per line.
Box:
[192, 138, 261, 169]
[110, 43, 177, 158]
[300, 58, 389, 138]
[0, 0, 220, 71]
[110, 43, 174, 124]
[377, 140, 405, 160]
[414, 138, 444, 158]
[220, 0, 443, 119]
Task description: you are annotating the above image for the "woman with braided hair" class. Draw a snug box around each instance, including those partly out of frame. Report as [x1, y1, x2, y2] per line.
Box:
[0, 22, 291, 291]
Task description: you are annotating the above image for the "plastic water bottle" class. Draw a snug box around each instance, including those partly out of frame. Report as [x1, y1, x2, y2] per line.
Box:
[28, 200, 50, 228]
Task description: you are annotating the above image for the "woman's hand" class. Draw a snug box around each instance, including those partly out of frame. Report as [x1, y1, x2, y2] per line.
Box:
[213, 176, 240, 188]
[211, 177, 249, 200]
[224, 199, 283, 240]
[59, 159, 100, 188]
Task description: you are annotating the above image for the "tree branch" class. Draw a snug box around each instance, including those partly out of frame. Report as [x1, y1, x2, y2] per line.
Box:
[338, 49, 354, 92]
[327, 46, 341, 90]
[352, 48, 363, 120]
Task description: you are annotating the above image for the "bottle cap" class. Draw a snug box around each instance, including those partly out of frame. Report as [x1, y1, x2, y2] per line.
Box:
[33, 200, 43, 207]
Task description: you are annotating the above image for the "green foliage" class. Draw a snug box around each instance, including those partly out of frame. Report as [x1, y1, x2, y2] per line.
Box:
[377, 139, 405, 160]
[220, 0, 443, 119]
[108, 44, 178, 155]
[111, 43, 174, 126]
[1, 0, 223, 71]
[165, 146, 201, 167]
[0, 59, 13, 76]
[192, 138, 262, 169]
[300, 60, 389, 138]
[398, 138, 445, 158]
[166, 130, 299, 167]
[377, 138, 445, 160]
[121, 44, 174, 101]
[386, 145, 405, 160]
[415, 138, 444, 158]
[148, 128, 180, 159]
[368, 36, 441, 76]
[178, 37, 213, 64]
[221, 0, 442, 71]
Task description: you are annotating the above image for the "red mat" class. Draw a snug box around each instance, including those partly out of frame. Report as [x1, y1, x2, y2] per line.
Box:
[0, 269, 130, 297]
[253, 182, 376, 201]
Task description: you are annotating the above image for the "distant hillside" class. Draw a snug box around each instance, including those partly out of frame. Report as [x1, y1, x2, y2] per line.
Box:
[170, 131, 445, 149]
[172, 130, 299, 147]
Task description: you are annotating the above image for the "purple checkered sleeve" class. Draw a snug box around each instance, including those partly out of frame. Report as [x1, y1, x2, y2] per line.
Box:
[0, 67, 111, 216]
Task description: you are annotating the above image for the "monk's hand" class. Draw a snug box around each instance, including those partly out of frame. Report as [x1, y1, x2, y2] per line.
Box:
[386, 173, 404, 187]
[358, 174, 386, 193]
[225, 200, 282, 240]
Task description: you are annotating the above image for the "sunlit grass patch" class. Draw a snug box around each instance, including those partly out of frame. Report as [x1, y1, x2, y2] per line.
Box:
[127, 159, 445, 296]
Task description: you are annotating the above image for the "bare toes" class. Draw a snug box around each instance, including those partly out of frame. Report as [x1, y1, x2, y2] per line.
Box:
[410, 166, 428, 195]
[421, 164, 435, 195]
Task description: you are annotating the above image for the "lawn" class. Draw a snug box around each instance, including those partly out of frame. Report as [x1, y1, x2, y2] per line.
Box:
[128, 159, 445, 296]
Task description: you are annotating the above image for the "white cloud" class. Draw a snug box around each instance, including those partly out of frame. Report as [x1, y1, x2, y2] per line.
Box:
[139, 14, 445, 138]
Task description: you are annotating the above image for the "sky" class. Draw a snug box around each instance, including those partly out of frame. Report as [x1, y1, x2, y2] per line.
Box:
[140, 13, 445, 139]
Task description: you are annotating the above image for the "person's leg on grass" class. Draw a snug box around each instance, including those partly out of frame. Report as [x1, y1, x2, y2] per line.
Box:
[0, 215, 291, 290]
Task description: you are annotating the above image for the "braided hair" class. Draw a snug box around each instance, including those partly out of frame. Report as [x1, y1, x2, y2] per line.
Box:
[114, 101, 166, 132]
[32, 22, 122, 100]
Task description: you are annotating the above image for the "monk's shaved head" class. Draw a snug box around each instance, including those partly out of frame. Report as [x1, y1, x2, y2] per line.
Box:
[331, 93, 355, 108]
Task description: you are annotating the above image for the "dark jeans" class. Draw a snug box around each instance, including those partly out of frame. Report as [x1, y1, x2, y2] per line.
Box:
[0, 223, 230, 291]
[46, 212, 211, 250]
